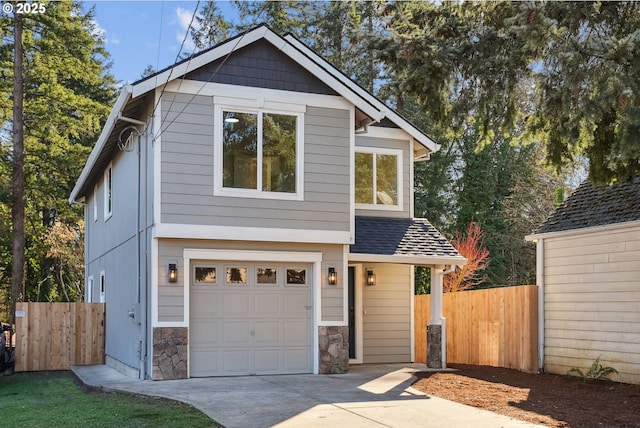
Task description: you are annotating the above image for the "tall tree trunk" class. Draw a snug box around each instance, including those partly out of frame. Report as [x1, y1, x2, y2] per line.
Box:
[10, 13, 25, 325]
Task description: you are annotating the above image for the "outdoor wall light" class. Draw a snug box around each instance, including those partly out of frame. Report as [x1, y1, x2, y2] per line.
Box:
[366, 269, 376, 286]
[168, 264, 177, 283]
[328, 267, 337, 285]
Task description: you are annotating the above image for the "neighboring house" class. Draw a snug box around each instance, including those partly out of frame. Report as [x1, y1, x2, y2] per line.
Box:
[70, 24, 465, 380]
[526, 177, 640, 384]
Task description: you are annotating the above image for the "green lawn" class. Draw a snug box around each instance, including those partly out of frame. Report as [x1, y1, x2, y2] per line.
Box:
[0, 371, 220, 427]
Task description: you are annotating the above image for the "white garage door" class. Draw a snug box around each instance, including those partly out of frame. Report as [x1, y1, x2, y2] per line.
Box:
[190, 262, 313, 377]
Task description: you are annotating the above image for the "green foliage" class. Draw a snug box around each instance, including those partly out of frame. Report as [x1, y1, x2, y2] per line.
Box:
[0, 372, 218, 427]
[414, 266, 431, 295]
[0, 1, 116, 319]
[568, 356, 618, 382]
[377, 1, 640, 185]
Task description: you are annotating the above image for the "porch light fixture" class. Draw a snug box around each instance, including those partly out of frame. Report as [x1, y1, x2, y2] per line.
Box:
[366, 269, 376, 286]
[328, 267, 337, 285]
[168, 264, 177, 283]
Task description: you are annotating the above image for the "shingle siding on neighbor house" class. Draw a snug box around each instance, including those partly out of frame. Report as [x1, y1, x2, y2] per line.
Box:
[160, 92, 351, 232]
[534, 176, 640, 384]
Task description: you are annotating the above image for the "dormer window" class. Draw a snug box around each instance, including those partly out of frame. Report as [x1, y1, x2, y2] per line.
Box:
[215, 104, 304, 200]
[355, 148, 402, 210]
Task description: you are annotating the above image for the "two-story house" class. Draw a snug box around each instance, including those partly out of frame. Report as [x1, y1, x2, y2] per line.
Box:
[70, 24, 465, 380]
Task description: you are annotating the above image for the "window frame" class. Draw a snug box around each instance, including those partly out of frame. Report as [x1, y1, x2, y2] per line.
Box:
[354, 147, 403, 211]
[214, 104, 304, 201]
[103, 163, 113, 221]
[93, 185, 98, 222]
[99, 271, 106, 303]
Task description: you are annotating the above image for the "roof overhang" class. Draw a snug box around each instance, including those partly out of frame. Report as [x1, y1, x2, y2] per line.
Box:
[69, 86, 133, 203]
[525, 219, 640, 242]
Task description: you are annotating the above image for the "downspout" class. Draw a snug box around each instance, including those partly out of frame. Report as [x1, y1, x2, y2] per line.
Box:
[536, 239, 545, 373]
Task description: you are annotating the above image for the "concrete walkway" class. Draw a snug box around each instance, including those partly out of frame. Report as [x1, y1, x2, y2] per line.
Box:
[72, 364, 544, 428]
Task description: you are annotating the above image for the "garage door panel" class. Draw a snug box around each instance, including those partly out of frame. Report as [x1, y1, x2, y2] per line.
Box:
[191, 289, 220, 316]
[222, 293, 252, 316]
[254, 350, 280, 373]
[255, 321, 280, 344]
[191, 321, 219, 345]
[284, 320, 310, 344]
[190, 351, 221, 377]
[222, 321, 252, 344]
[284, 349, 311, 371]
[254, 293, 280, 315]
[222, 350, 251, 374]
[282, 293, 309, 317]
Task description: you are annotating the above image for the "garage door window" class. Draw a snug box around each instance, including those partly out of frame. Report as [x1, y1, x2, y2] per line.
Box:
[195, 266, 217, 284]
[226, 266, 248, 284]
[257, 267, 277, 285]
[286, 268, 307, 286]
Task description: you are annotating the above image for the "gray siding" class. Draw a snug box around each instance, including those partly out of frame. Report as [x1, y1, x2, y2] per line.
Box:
[355, 134, 412, 219]
[160, 95, 351, 232]
[84, 126, 155, 375]
[157, 239, 345, 323]
[362, 263, 412, 363]
[186, 39, 338, 95]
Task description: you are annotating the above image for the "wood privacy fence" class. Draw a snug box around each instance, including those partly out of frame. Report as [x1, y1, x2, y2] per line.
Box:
[415, 285, 538, 373]
[15, 302, 105, 371]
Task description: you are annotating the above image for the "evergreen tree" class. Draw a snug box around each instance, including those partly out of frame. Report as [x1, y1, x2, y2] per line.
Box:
[191, 1, 230, 51]
[0, 1, 116, 318]
[377, 1, 640, 184]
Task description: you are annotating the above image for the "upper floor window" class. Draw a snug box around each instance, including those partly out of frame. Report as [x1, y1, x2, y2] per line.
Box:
[104, 163, 113, 220]
[215, 105, 303, 200]
[355, 148, 402, 210]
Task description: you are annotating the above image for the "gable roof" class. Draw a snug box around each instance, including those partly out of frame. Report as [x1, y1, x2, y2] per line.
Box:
[70, 24, 439, 204]
[350, 217, 466, 266]
[531, 176, 640, 236]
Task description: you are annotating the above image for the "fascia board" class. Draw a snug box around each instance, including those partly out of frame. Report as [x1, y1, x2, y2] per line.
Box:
[284, 34, 440, 154]
[348, 253, 467, 266]
[69, 86, 132, 203]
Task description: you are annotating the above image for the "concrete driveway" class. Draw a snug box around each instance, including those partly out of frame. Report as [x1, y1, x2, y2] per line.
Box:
[72, 364, 543, 428]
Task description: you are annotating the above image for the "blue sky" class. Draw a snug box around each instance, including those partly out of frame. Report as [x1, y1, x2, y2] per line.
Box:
[84, 1, 238, 84]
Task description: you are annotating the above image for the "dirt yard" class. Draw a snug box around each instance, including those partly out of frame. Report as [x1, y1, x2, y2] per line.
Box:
[411, 364, 640, 427]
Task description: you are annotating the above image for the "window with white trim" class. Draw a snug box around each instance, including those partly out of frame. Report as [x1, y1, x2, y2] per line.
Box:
[87, 276, 94, 303]
[355, 148, 402, 209]
[93, 186, 98, 222]
[104, 163, 113, 220]
[99, 271, 106, 303]
[215, 105, 303, 200]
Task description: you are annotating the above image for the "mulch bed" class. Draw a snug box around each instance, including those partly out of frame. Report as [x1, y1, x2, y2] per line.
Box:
[411, 364, 640, 427]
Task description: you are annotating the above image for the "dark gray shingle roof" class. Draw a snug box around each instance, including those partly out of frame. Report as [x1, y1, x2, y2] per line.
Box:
[535, 176, 640, 234]
[351, 216, 462, 258]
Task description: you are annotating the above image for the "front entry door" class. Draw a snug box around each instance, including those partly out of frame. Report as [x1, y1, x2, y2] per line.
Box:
[348, 266, 355, 359]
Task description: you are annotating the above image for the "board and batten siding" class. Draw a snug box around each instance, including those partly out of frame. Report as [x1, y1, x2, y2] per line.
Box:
[156, 239, 345, 323]
[543, 224, 640, 384]
[160, 92, 351, 232]
[354, 135, 412, 218]
[362, 263, 413, 363]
